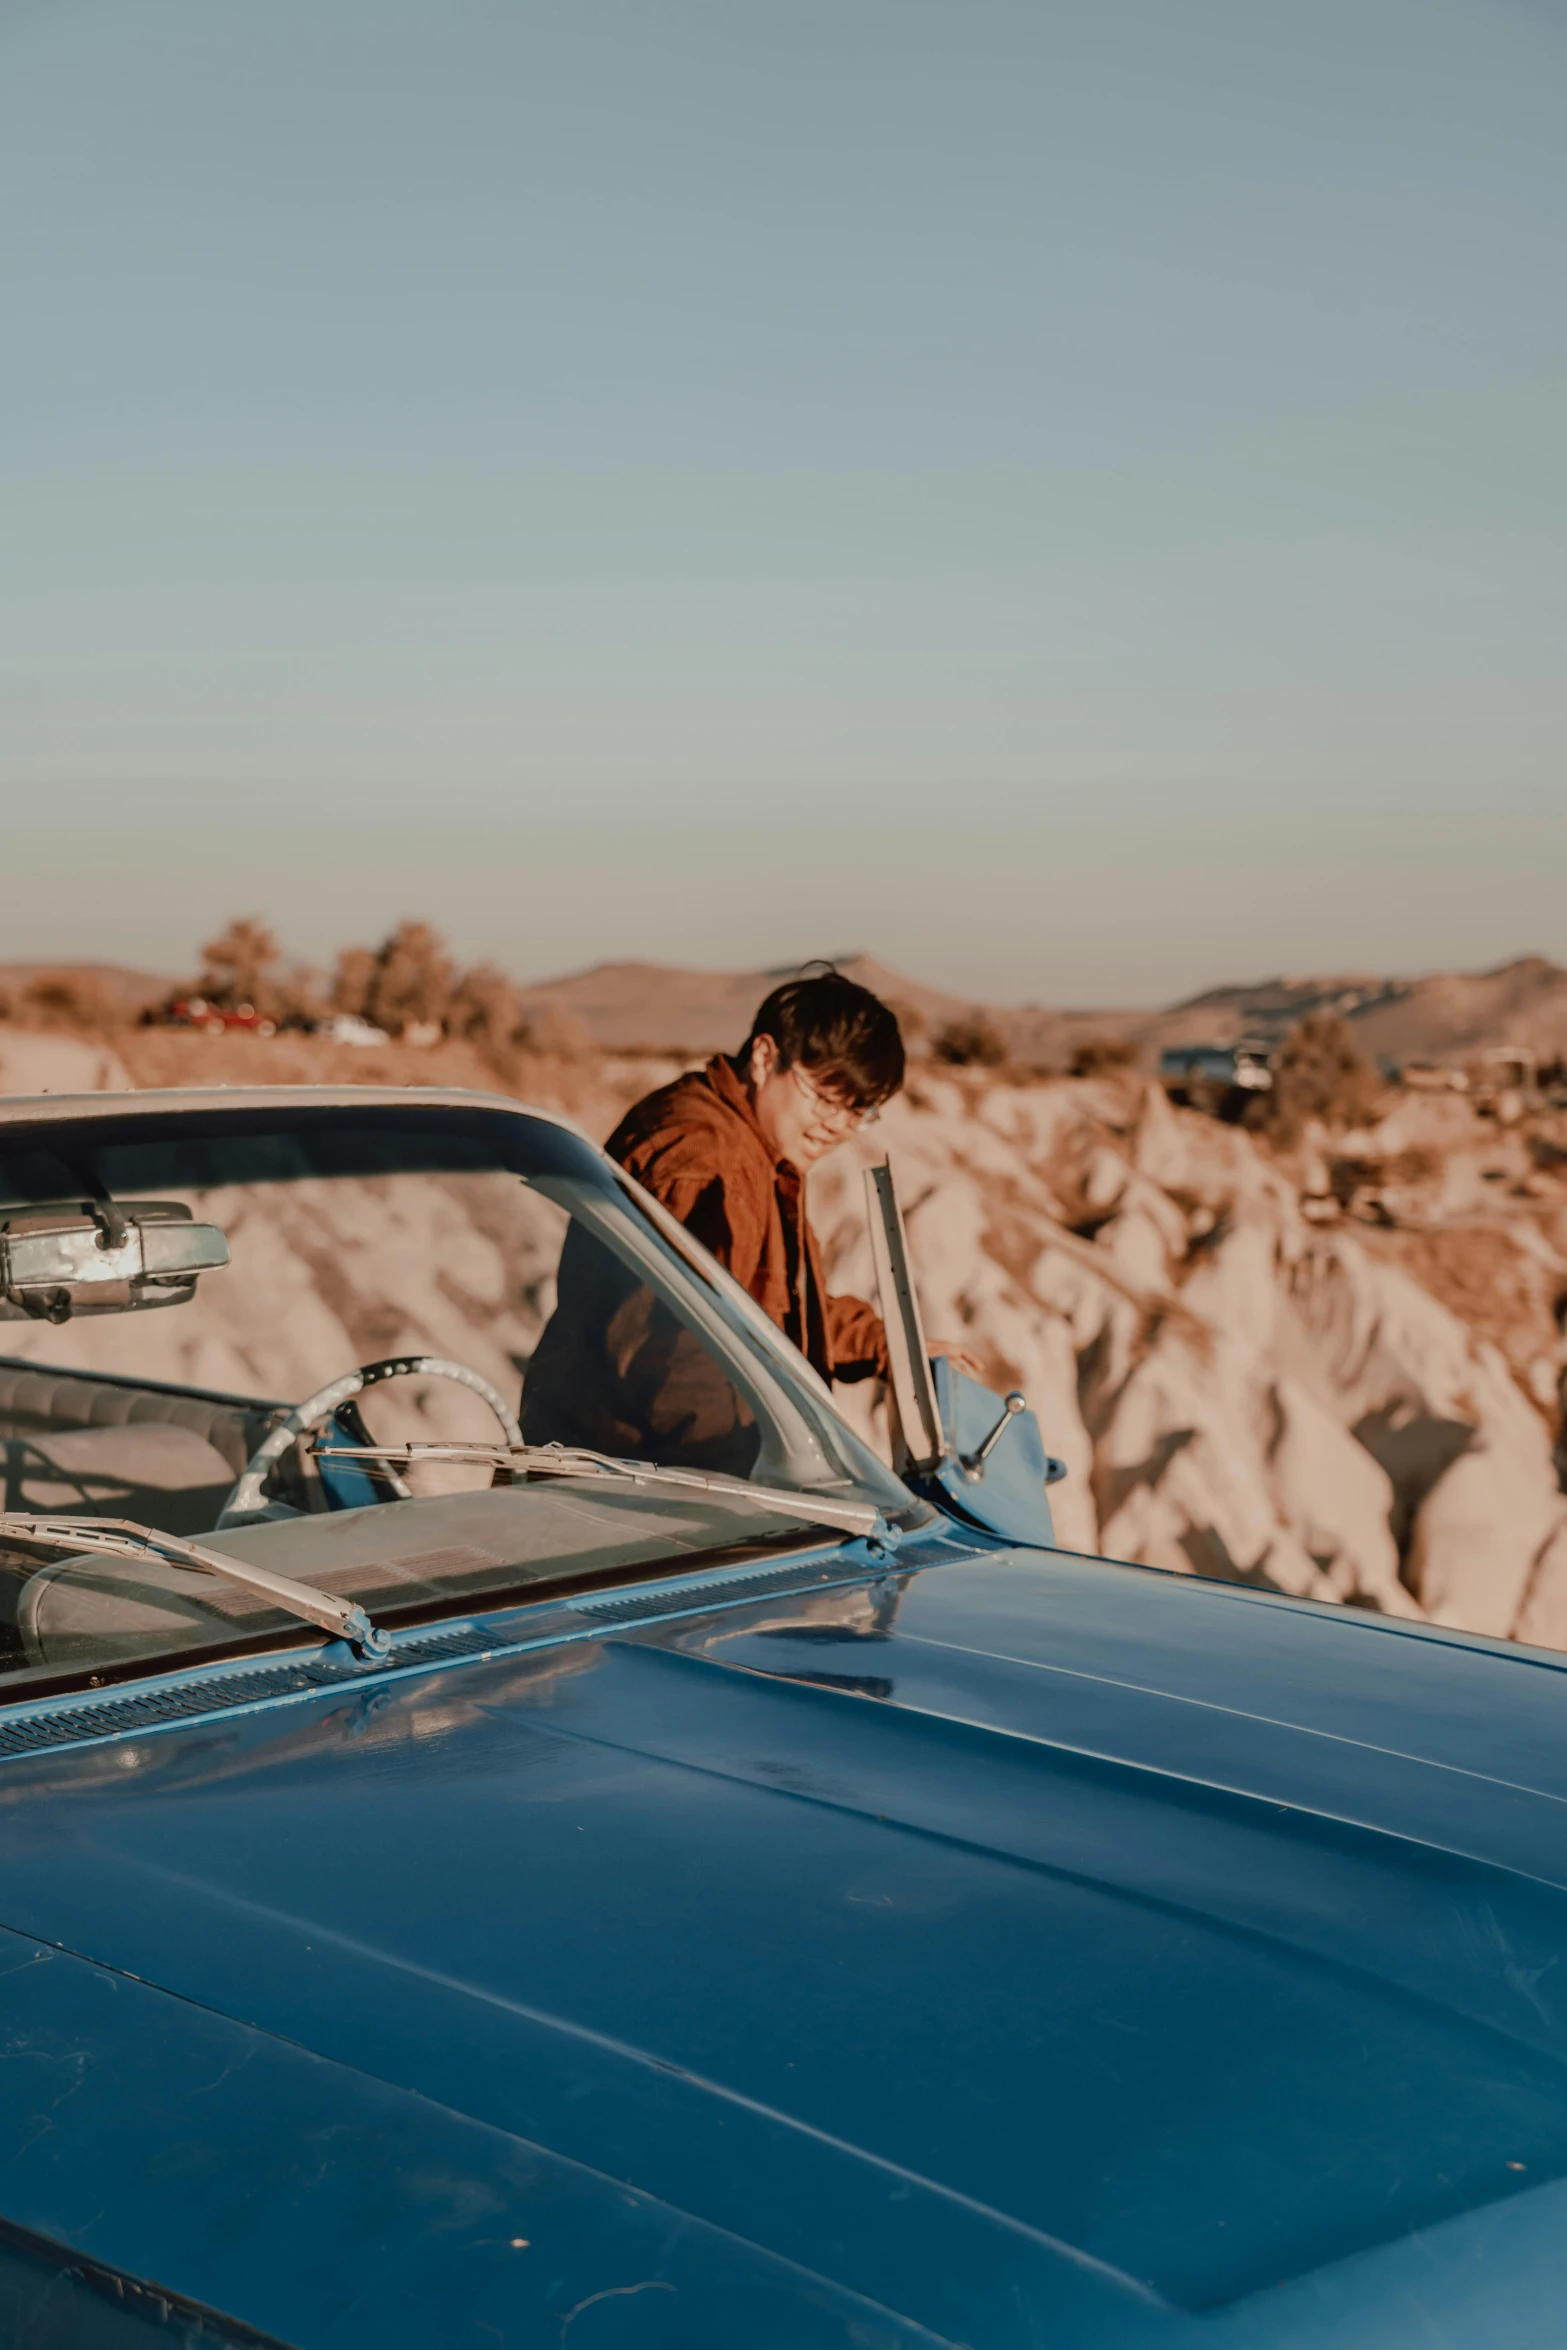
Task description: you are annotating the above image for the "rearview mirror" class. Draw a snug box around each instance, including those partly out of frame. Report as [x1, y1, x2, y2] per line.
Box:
[0, 1201, 230, 1323]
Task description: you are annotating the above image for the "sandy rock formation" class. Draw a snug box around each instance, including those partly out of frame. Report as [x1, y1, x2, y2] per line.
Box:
[811, 1071, 1567, 1646]
[1280, 1233, 1566, 1637]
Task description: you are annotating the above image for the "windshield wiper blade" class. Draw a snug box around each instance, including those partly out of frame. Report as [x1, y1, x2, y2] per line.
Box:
[311, 1440, 883, 1540]
[0, 1514, 391, 1661]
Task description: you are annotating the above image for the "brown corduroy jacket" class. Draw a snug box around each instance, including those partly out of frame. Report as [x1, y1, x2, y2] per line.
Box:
[608, 1054, 889, 1384]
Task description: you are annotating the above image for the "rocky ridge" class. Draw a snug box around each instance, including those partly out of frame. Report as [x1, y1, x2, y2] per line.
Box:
[506, 951, 1567, 1070]
[8, 948, 1567, 1071]
[812, 1069, 1567, 1646]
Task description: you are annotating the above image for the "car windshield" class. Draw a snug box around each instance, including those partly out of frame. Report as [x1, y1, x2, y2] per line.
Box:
[0, 1095, 910, 1696]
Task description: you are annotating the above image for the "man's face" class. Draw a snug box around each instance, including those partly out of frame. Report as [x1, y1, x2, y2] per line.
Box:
[747, 1033, 870, 1171]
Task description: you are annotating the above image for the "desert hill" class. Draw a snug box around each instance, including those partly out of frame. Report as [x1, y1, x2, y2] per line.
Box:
[0, 961, 170, 1016]
[1157, 957, 1567, 1065]
[1348, 957, 1567, 1065]
[1149, 974, 1405, 1051]
[515, 951, 1567, 1071]
[515, 954, 1138, 1065]
[7, 947, 1564, 1072]
[508, 954, 1088, 1058]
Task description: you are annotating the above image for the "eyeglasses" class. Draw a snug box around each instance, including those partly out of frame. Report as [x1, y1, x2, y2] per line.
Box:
[787, 1062, 880, 1134]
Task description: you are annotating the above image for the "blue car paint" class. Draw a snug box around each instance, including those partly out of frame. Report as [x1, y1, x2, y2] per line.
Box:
[1, 1536, 1566, 2345]
[0, 1926, 969, 2350]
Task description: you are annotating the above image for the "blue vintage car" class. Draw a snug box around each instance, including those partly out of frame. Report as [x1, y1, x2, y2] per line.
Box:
[0, 1087, 1563, 2349]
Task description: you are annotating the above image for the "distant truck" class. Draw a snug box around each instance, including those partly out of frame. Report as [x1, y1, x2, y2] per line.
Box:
[1159, 1043, 1274, 1118]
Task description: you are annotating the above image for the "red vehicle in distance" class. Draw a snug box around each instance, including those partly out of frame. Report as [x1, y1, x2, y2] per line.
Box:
[158, 996, 278, 1038]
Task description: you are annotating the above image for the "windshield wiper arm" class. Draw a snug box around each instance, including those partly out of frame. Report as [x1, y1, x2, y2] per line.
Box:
[311, 1440, 883, 1541]
[0, 1514, 391, 1660]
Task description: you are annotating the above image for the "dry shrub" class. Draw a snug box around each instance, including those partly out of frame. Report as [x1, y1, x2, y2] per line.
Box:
[1259, 1014, 1380, 1145]
[445, 972, 594, 1073]
[931, 1012, 1008, 1069]
[1328, 1144, 1440, 1206]
[17, 970, 123, 1033]
[1069, 1034, 1138, 1078]
[446, 961, 525, 1058]
[517, 997, 594, 1060]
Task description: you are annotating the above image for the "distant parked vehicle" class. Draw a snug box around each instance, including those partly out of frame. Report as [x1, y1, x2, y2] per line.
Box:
[1158, 1042, 1273, 1117]
[157, 995, 277, 1038]
[1474, 1044, 1537, 1092]
[321, 1012, 391, 1047]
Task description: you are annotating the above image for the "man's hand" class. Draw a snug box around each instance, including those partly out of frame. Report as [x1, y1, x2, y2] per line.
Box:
[928, 1336, 987, 1383]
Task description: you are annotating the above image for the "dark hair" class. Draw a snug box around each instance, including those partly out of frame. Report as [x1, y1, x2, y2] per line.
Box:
[742, 966, 906, 1108]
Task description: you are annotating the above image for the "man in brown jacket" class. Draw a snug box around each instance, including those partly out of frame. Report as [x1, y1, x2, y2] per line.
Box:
[520, 969, 975, 1468]
[607, 970, 905, 1387]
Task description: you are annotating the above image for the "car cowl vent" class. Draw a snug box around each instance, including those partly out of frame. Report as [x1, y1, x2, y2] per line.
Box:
[893, 1535, 978, 1567]
[0, 1622, 503, 1759]
[572, 1559, 857, 1626]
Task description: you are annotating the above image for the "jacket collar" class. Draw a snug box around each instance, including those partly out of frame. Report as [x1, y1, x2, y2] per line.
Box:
[705, 1053, 804, 1196]
[705, 1053, 767, 1146]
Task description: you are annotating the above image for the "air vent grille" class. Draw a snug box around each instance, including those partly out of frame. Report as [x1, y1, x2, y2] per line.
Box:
[574, 1560, 851, 1625]
[895, 1536, 972, 1567]
[391, 1623, 499, 1667]
[0, 1623, 505, 1759]
[0, 1657, 355, 1756]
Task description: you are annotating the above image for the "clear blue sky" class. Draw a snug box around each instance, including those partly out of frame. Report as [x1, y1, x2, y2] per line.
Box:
[2, 0, 1563, 1005]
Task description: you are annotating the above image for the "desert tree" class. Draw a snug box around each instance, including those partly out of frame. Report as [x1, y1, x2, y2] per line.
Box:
[446, 961, 526, 1062]
[329, 944, 377, 1021]
[197, 917, 282, 1015]
[363, 921, 455, 1039]
[1260, 1014, 1381, 1145]
[273, 961, 326, 1030]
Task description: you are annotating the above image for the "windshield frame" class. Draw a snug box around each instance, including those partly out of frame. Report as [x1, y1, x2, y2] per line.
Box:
[0, 1086, 924, 1698]
[0, 1083, 912, 1514]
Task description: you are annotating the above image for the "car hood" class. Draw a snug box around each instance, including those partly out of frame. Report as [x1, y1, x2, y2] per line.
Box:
[2, 1542, 1567, 2349]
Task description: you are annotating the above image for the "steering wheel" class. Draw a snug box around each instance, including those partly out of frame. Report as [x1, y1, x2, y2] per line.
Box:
[218, 1354, 523, 1528]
